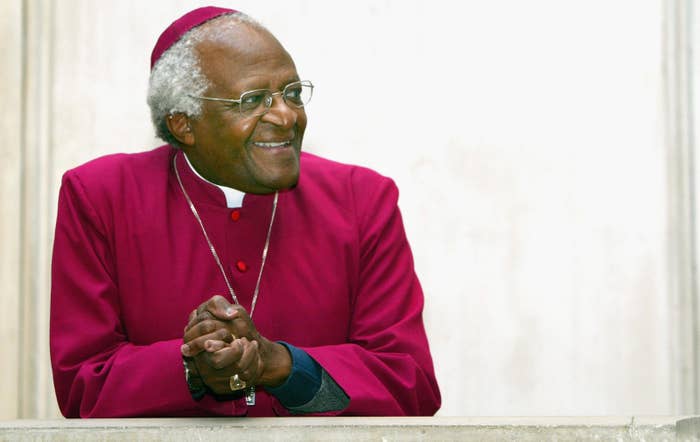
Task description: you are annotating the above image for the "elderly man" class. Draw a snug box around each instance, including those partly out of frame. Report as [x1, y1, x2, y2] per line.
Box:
[50, 6, 440, 417]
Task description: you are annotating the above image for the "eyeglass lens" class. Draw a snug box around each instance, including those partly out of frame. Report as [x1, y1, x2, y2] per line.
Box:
[239, 82, 313, 117]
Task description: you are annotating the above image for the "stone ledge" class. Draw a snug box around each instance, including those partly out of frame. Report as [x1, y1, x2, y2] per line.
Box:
[0, 416, 690, 441]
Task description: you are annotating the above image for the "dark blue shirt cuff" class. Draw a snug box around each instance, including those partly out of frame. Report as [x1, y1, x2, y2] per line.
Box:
[265, 341, 322, 408]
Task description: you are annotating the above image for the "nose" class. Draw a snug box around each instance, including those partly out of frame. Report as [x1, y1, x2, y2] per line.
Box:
[261, 93, 297, 128]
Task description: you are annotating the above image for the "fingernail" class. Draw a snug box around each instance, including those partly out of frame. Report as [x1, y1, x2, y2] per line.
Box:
[225, 307, 234, 317]
[180, 344, 190, 355]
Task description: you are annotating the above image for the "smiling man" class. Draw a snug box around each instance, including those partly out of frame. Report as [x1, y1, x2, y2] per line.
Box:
[50, 7, 440, 417]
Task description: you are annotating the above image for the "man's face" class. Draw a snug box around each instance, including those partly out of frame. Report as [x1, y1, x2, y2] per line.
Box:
[184, 24, 307, 194]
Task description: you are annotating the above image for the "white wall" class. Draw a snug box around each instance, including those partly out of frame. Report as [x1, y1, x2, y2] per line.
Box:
[1, 0, 685, 417]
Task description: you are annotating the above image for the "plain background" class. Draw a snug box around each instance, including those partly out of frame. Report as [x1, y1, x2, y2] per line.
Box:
[1, 0, 696, 417]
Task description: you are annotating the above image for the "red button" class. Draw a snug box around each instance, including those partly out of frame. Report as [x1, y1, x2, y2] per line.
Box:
[230, 209, 241, 221]
[236, 260, 248, 273]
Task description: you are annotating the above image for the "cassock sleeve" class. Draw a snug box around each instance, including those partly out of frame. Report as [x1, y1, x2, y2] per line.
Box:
[50, 172, 246, 418]
[296, 170, 441, 416]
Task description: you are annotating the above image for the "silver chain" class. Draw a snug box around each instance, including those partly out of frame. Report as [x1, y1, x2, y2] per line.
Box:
[173, 154, 278, 318]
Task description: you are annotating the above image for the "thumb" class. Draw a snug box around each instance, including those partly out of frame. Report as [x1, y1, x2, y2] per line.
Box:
[207, 295, 237, 320]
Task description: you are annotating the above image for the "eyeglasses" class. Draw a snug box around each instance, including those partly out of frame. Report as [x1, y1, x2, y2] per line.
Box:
[188, 80, 314, 118]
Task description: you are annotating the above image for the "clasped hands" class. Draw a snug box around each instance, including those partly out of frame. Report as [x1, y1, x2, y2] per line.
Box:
[181, 295, 291, 395]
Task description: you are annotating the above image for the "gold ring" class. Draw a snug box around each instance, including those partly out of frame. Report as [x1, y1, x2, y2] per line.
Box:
[229, 374, 246, 391]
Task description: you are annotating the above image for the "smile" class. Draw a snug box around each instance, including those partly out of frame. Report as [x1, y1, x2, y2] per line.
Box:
[252, 140, 292, 148]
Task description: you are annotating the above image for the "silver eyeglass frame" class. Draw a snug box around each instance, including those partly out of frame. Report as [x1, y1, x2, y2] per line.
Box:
[188, 80, 314, 118]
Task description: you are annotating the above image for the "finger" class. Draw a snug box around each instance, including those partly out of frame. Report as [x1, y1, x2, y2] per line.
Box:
[227, 308, 258, 339]
[181, 327, 232, 357]
[184, 309, 198, 333]
[185, 309, 215, 333]
[235, 339, 260, 381]
[187, 294, 230, 331]
[204, 295, 237, 321]
[204, 339, 227, 353]
[195, 296, 218, 316]
[183, 318, 231, 343]
[207, 340, 245, 369]
[186, 306, 249, 336]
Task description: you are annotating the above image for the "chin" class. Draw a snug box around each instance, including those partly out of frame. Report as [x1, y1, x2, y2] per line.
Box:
[259, 169, 299, 192]
[272, 174, 300, 190]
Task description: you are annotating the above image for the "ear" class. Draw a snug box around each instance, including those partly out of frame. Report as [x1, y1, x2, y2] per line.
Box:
[166, 113, 195, 146]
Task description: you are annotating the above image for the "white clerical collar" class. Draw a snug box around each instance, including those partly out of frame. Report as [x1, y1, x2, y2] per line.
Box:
[183, 153, 245, 209]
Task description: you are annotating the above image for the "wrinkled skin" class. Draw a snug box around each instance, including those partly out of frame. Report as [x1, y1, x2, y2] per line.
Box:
[168, 21, 307, 194]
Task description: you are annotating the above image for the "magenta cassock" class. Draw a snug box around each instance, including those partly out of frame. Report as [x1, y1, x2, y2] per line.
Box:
[50, 145, 441, 417]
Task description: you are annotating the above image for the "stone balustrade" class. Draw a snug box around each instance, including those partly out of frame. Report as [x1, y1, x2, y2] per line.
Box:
[0, 416, 697, 441]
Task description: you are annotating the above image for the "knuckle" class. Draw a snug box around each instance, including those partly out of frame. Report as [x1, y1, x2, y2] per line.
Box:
[191, 337, 207, 350]
[197, 311, 213, 322]
[196, 323, 210, 335]
[197, 301, 210, 313]
[197, 320, 217, 334]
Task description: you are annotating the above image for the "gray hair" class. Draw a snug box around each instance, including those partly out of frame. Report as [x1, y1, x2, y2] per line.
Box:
[147, 12, 265, 147]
